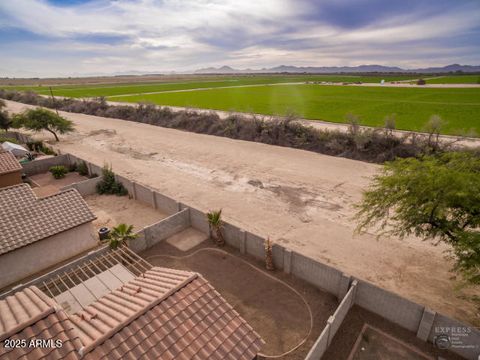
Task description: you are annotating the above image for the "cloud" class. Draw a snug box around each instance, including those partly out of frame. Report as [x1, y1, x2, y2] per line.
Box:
[0, 0, 478, 77]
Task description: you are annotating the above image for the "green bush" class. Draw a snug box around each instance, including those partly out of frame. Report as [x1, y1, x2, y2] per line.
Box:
[49, 165, 67, 179]
[77, 161, 89, 176]
[26, 141, 43, 152]
[0, 136, 18, 144]
[41, 145, 56, 155]
[25, 140, 56, 155]
[96, 164, 128, 196]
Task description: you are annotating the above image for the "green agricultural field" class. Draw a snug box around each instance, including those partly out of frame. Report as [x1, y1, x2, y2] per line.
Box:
[1, 74, 416, 98]
[109, 84, 480, 136]
[426, 75, 480, 84]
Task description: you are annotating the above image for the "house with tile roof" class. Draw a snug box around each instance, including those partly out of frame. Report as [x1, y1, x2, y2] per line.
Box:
[0, 149, 22, 188]
[0, 267, 264, 360]
[0, 183, 97, 291]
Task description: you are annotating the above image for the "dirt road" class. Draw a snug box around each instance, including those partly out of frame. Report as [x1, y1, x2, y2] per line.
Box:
[5, 100, 477, 324]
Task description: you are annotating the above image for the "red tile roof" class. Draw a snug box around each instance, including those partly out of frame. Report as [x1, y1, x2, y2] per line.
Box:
[0, 184, 96, 255]
[0, 150, 22, 175]
[0, 267, 264, 360]
[0, 287, 83, 360]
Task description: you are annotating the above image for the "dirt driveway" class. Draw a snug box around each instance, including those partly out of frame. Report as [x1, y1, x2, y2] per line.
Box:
[4, 100, 478, 324]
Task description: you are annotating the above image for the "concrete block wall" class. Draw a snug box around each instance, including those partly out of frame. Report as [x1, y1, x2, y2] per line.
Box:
[353, 279, 424, 332]
[131, 209, 190, 252]
[305, 324, 330, 360]
[245, 231, 265, 260]
[22, 154, 69, 176]
[89, 163, 103, 177]
[417, 308, 436, 341]
[185, 205, 210, 234]
[153, 191, 180, 215]
[60, 176, 102, 196]
[134, 183, 154, 207]
[306, 282, 357, 360]
[291, 251, 343, 297]
[114, 175, 134, 197]
[4, 131, 32, 144]
[222, 222, 243, 249]
[271, 244, 284, 270]
[329, 281, 357, 336]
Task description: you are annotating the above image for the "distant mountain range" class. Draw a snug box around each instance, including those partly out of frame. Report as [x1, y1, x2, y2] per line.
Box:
[194, 64, 480, 74]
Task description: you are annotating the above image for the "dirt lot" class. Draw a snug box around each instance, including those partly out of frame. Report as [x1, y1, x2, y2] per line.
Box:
[84, 194, 167, 231]
[30, 171, 87, 197]
[142, 238, 338, 360]
[4, 100, 478, 324]
[324, 306, 464, 360]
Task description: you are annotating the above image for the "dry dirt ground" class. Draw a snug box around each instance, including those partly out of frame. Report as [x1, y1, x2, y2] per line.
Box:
[4, 100, 478, 324]
[84, 194, 167, 231]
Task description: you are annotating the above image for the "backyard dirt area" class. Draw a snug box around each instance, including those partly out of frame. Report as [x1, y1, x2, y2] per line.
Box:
[4, 100, 478, 325]
[141, 237, 338, 360]
[323, 306, 464, 360]
[84, 194, 167, 231]
[30, 171, 87, 197]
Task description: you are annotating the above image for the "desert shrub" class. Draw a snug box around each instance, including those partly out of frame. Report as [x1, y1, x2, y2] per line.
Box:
[26, 141, 43, 152]
[0, 89, 474, 164]
[41, 145, 56, 155]
[49, 165, 67, 179]
[68, 163, 77, 172]
[96, 164, 128, 196]
[25, 140, 56, 155]
[77, 161, 89, 176]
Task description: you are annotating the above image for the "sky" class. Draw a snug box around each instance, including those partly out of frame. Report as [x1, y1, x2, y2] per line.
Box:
[0, 0, 479, 77]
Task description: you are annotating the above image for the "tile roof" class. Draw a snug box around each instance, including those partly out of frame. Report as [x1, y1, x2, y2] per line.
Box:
[0, 267, 264, 360]
[0, 286, 83, 360]
[0, 184, 96, 256]
[0, 150, 22, 175]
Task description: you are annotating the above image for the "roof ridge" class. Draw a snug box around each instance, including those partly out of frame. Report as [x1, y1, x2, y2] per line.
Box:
[79, 268, 198, 356]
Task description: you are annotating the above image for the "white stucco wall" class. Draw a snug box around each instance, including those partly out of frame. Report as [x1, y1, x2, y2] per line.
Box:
[0, 222, 98, 290]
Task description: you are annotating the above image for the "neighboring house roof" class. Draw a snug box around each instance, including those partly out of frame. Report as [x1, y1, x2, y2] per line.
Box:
[0, 184, 96, 256]
[0, 267, 264, 360]
[0, 150, 22, 175]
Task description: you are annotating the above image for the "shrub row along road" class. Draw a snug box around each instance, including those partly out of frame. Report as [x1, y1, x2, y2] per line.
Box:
[5, 100, 478, 324]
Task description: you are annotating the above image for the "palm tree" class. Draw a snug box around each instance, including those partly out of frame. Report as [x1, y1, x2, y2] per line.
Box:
[207, 209, 225, 247]
[108, 223, 138, 249]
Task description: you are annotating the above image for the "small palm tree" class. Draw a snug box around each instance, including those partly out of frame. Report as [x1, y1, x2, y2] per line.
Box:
[207, 209, 225, 247]
[108, 223, 138, 249]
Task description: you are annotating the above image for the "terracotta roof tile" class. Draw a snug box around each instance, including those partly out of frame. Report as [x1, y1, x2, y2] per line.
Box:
[0, 150, 22, 175]
[0, 184, 96, 255]
[81, 268, 264, 360]
[0, 286, 83, 360]
[0, 267, 264, 359]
